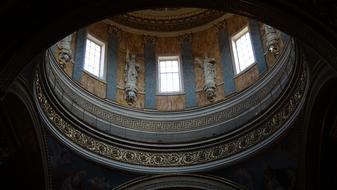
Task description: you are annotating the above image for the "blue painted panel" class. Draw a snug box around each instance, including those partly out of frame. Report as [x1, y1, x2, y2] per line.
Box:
[219, 28, 236, 95]
[106, 33, 118, 101]
[144, 41, 156, 109]
[181, 40, 197, 108]
[249, 19, 267, 74]
[73, 28, 87, 81]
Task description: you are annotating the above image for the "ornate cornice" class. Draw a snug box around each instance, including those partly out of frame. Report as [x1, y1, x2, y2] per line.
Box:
[130, 8, 207, 20]
[34, 61, 307, 171]
[110, 9, 225, 32]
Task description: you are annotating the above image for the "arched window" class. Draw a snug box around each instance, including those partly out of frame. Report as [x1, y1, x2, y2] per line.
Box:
[84, 34, 105, 79]
[231, 26, 255, 74]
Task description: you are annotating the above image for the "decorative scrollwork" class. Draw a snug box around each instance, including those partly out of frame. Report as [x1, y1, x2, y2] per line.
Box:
[35, 64, 306, 167]
[143, 35, 156, 45]
[108, 25, 122, 40]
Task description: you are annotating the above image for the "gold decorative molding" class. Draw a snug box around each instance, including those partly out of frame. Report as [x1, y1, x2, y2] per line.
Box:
[35, 64, 306, 167]
[214, 19, 227, 32]
[143, 35, 157, 45]
[179, 32, 193, 43]
[130, 8, 207, 20]
[108, 25, 122, 40]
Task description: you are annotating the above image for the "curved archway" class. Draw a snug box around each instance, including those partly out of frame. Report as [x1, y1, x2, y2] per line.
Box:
[1, 1, 337, 188]
[0, 89, 46, 189]
[306, 77, 337, 189]
[114, 174, 245, 190]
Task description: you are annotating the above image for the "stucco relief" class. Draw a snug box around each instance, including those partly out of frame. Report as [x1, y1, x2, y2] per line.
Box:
[264, 24, 281, 58]
[124, 49, 140, 105]
[195, 54, 217, 102]
[57, 34, 73, 68]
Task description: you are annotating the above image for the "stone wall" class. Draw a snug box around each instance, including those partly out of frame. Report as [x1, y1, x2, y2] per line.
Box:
[156, 95, 185, 111]
[234, 64, 259, 91]
[80, 72, 107, 98]
[226, 15, 248, 36]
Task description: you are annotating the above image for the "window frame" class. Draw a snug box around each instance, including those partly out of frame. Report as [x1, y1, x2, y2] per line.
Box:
[230, 26, 256, 75]
[83, 33, 106, 80]
[156, 55, 184, 95]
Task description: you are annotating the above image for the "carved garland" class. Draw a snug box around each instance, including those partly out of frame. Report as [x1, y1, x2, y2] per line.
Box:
[35, 65, 306, 167]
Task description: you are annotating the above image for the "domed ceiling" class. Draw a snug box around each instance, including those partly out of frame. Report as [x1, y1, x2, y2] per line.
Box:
[37, 8, 308, 173]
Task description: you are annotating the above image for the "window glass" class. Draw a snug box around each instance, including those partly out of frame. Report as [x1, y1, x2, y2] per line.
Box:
[158, 57, 182, 93]
[232, 27, 255, 74]
[84, 35, 105, 78]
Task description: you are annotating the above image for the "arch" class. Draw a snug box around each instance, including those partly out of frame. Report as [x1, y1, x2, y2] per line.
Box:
[0, 79, 48, 189]
[114, 174, 245, 190]
[305, 77, 337, 189]
[0, 1, 337, 188]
